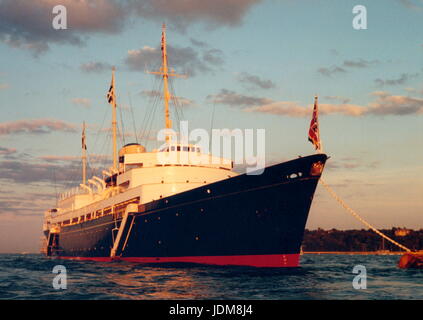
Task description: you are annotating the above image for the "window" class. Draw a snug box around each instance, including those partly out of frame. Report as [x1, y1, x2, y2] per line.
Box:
[183, 146, 189, 151]
[171, 146, 175, 151]
[196, 147, 201, 153]
[177, 146, 181, 151]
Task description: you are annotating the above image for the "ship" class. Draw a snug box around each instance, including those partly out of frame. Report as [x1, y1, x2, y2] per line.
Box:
[42, 25, 327, 268]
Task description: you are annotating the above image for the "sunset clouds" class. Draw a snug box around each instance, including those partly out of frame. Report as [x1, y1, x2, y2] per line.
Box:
[125, 44, 224, 76]
[208, 90, 423, 117]
[0, 0, 261, 54]
[0, 119, 77, 136]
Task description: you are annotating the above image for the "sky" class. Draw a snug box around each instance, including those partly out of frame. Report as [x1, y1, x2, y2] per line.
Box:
[0, 0, 422, 253]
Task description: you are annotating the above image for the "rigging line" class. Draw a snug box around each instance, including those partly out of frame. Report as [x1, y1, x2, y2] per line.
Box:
[141, 80, 162, 146]
[118, 102, 126, 145]
[116, 110, 124, 147]
[92, 126, 112, 176]
[169, 79, 182, 132]
[128, 91, 139, 144]
[53, 166, 58, 207]
[88, 119, 111, 177]
[169, 77, 185, 122]
[144, 93, 160, 150]
[138, 78, 161, 143]
[138, 92, 155, 144]
[145, 83, 162, 149]
[209, 100, 216, 152]
[91, 106, 109, 163]
[319, 177, 411, 252]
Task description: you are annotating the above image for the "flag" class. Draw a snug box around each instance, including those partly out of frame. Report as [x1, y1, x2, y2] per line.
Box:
[308, 96, 321, 151]
[107, 69, 115, 105]
[82, 122, 87, 150]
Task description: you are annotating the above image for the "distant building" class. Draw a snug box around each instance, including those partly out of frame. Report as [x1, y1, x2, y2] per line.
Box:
[395, 228, 411, 237]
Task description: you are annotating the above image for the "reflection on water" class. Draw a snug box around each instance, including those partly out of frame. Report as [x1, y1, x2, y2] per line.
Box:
[0, 254, 421, 300]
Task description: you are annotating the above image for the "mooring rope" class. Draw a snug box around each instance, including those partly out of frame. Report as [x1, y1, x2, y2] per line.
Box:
[319, 177, 411, 253]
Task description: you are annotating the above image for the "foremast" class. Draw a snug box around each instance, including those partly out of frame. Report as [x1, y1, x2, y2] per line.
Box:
[107, 67, 118, 171]
[148, 23, 185, 142]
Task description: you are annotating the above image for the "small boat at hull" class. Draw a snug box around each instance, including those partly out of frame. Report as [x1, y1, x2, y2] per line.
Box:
[398, 252, 423, 269]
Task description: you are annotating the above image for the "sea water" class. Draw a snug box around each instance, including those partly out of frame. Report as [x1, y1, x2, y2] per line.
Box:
[0, 254, 421, 300]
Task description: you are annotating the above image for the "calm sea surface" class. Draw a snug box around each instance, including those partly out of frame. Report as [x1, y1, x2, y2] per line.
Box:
[0, 254, 421, 300]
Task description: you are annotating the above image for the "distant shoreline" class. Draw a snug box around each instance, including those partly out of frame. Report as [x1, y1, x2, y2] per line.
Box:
[303, 251, 404, 255]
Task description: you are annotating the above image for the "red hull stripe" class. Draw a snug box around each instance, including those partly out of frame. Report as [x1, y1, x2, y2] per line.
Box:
[58, 254, 300, 267]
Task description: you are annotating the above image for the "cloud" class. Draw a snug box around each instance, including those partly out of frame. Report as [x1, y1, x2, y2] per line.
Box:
[405, 86, 423, 95]
[367, 91, 423, 115]
[209, 89, 423, 117]
[39, 154, 109, 163]
[0, 0, 127, 55]
[80, 61, 113, 73]
[399, 0, 423, 10]
[0, 159, 79, 185]
[317, 59, 379, 77]
[0, 83, 9, 90]
[207, 89, 272, 107]
[245, 101, 366, 117]
[71, 98, 91, 108]
[324, 96, 351, 104]
[202, 48, 224, 67]
[190, 38, 208, 48]
[342, 59, 379, 68]
[317, 66, 347, 77]
[125, 44, 223, 76]
[127, 0, 262, 31]
[0, 119, 76, 136]
[0, 0, 261, 54]
[0, 146, 17, 156]
[237, 72, 276, 89]
[374, 73, 419, 86]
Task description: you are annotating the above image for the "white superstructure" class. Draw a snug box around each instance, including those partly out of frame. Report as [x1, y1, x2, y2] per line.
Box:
[43, 24, 238, 235]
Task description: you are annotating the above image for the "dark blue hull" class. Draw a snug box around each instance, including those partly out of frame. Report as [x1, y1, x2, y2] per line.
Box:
[46, 154, 327, 267]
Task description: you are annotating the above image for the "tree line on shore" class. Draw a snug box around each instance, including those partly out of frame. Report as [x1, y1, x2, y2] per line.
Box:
[302, 228, 423, 252]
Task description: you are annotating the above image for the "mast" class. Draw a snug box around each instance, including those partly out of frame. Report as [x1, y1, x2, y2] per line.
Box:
[107, 67, 118, 170]
[82, 121, 87, 185]
[148, 23, 185, 142]
[162, 24, 171, 132]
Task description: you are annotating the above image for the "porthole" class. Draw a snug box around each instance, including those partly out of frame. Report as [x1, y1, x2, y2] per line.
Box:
[206, 189, 211, 194]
